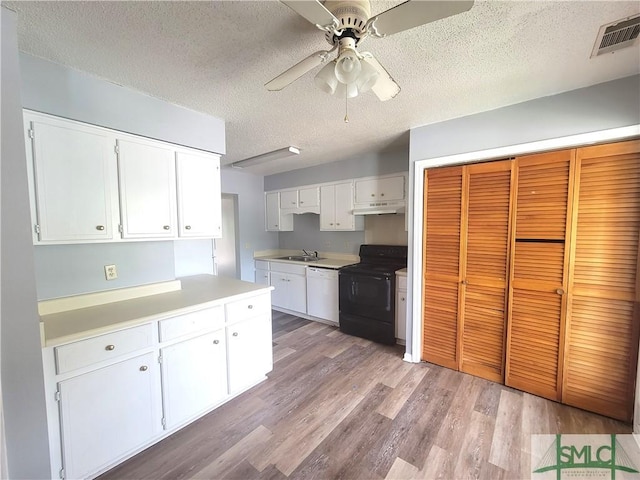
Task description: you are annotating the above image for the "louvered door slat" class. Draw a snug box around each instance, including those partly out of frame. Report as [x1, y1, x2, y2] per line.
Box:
[460, 161, 512, 382]
[422, 166, 463, 368]
[506, 150, 574, 401]
[563, 139, 640, 422]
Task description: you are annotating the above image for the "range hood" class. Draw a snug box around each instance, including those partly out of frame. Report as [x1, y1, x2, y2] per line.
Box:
[352, 202, 406, 215]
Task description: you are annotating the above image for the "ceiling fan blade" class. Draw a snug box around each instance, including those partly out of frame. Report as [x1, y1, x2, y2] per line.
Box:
[369, 0, 474, 37]
[281, 0, 339, 30]
[362, 55, 400, 101]
[265, 51, 330, 91]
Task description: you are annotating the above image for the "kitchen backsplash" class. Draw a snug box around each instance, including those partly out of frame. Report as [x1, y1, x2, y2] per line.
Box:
[278, 213, 407, 255]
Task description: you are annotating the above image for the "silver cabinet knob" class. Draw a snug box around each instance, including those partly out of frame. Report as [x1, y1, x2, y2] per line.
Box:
[213, 339, 220, 345]
[381, 193, 385, 197]
[248, 304, 253, 309]
[139, 365, 148, 371]
[163, 225, 170, 230]
[401, 297, 405, 301]
[96, 225, 105, 231]
[371, 193, 375, 197]
[336, 223, 340, 226]
[105, 344, 115, 351]
[185, 225, 191, 230]
[232, 332, 239, 337]
[556, 288, 565, 295]
[329, 223, 334, 226]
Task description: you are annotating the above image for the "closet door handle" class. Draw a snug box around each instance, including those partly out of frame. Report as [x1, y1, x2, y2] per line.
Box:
[461, 280, 468, 285]
[556, 288, 565, 295]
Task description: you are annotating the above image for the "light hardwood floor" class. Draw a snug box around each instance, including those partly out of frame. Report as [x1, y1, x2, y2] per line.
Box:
[98, 311, 631, 480]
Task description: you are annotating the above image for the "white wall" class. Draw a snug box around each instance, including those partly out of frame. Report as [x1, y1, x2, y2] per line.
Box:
[220, 168, 278, 281]
[1, 8, 52, 478]
[405, 74, 640, 361]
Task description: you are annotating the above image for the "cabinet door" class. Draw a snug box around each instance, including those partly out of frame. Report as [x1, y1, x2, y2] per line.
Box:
[58, 353, 161, 480]
[255, 268, 270, 286]
[459, 160, 513, 383]
[355, 176, 405, 203]
[227, 315, 273, 394]
[29, 118, 118, 242]
[161, 330, 227, 429]
[562, 140, 640, 422]
[298, 187, 319, 208]
[396, 288, 407, 342]
[320, 185, 337, 230]
[265, 192, 280, 230]
[270, 273, 288, 308]
[176, 151, 221, 238]
[422, 166, 463, 369]
[280, 190, 298, 209]
[118, 139, 177, 238]
[505, 150, 574, 401]
[287, 273, 307, 314]
[334, 182, 357, 230]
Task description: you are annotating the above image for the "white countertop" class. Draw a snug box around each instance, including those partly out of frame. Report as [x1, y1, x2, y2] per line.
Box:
[40, 275, 272, 347]
[254, 253, 358, 270]
[396, 268, 407, 276]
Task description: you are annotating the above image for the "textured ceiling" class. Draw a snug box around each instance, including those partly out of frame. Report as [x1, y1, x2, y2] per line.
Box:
[4, 1, 640, 175]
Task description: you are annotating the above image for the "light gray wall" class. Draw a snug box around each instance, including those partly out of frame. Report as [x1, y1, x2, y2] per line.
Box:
[174, 239, 215, 278]
[220, 168, 278, 281]
[20, 54, 225, 154]
[1, 8, 51, 478]
[264, 145, 409, 191]
[409, 75, 640, 162]
[34, 242, 176, 300]
[279, 214, 364, 255]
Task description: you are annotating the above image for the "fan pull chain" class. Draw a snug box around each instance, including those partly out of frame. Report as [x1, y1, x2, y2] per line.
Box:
[344, 86, 349, 123]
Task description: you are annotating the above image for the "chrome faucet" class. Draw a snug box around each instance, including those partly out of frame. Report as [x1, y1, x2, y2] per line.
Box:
[302, 249, 318, 258]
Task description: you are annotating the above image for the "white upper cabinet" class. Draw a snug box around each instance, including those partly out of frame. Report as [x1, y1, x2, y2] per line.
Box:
[320, 182, 363, 231]
[176, 151, 222, 238]
[117, 138, 177, 239]
[26, 115, 119, 242]
[24, 110, 223, 244]
[354, 175, 405, 204]
[265, 192, 293, 231]
[280, 186, 320, 214]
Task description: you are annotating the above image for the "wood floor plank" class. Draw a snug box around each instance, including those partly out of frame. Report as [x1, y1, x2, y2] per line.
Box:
[385, 457, 420, 480]
[377, 366, 430, 419]
[489, 389, 523, 474]
[418, 445, 456, 480]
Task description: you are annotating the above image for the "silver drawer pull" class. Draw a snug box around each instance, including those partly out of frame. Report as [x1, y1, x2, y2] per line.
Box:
[139, 365, 148, 372]
[185, 225, 192, 230]
[248, 304, 253, 309]
[213, 339, 220, 345]
[96, 225, 105, 231]
[163, 225, 170, 230]
[105, 344, 115, 351]
[232, 332, 239, 337]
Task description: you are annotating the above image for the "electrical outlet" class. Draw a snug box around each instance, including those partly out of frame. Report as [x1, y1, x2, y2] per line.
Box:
[104, 264, 118, 280]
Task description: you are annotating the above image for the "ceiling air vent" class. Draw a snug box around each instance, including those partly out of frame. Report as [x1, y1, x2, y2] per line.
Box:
[591, 14, 640, 57]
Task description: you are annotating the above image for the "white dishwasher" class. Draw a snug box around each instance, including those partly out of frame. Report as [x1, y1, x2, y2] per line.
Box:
[306, 267, 339, 323]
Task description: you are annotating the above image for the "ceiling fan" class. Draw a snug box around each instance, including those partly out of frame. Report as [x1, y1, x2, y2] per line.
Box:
[265, 0, 474, 102]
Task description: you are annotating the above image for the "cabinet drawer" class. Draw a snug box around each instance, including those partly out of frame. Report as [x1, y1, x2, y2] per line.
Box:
[269, 262, 307, 275]
[158, 306, 224, 342]
[226, 293, 271, 323]
[255, 260, 270, 270]
[397, 275, 407, 291]
[55, 323, 154, 374]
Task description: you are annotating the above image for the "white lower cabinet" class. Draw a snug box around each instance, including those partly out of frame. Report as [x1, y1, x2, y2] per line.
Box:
[46, 288, 272, 479]
[395, 274, 407, 344]
[160, 329, 227, 429]
[58, 352, 162, 480]
[269, 263, 307, 314]
[227, 314, 273, 394]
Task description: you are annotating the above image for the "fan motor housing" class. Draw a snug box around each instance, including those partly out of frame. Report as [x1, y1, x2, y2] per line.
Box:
[324, 0, 371, 45]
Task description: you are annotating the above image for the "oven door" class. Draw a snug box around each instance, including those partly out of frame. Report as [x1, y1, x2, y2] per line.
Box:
[339, 270, 393, 322]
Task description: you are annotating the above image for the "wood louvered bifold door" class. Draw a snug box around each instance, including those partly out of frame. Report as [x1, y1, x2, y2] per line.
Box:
[459, 161, 513, 382]
[562, 139, 640, 422]
[505, 150, 575, 401]
[422, 166, 463, 368]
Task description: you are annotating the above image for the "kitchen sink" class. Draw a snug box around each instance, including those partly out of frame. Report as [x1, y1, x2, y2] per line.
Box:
[276, 255, 326, 262]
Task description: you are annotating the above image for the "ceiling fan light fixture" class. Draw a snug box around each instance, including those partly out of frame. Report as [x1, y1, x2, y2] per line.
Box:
[334, 48, 362, 84]
[334, 81, 359, 99]
[314, 61, 338, 94]
[356, 58, 380, 93]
